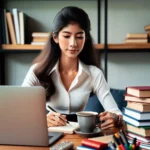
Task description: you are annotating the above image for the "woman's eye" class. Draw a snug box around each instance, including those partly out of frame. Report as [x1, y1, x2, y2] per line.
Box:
[77, 37, 84, 39]
[63, 36, 70, 38]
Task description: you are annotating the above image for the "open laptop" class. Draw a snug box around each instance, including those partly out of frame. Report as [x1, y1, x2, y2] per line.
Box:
[0, 86, 63, 146]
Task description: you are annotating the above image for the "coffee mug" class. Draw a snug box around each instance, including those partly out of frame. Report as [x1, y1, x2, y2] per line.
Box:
[76, 111, 99, 133]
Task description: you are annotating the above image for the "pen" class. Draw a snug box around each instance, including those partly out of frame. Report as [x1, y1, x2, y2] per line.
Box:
[120, 130, 129, 146]
[136, 141, 140, 150]
[114, 134, 126, 150]
[47, 105, 70, 125]
[118, 132, 129, 150]
[131, 138, 137, 150]
[113, 135, 122, 150]
[108, 141, 116, 150]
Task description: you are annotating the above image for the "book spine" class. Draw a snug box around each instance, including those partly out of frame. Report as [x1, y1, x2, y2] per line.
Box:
[6, 12, 17, 44]
[81, 139, 108, 149]
[0, 8, 6, 44]
[3, 9, 9, 44]
[12, 8, 20, 44]
[76, 145, 97, 150]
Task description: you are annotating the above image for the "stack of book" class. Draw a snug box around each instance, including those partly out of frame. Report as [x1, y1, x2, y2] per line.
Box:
[31, 32, 50, 45]
[144, 25, 150, 42]
[0, 8, 28, 45]
[123, 86, 150, 149]
[124, 33, 148, 43]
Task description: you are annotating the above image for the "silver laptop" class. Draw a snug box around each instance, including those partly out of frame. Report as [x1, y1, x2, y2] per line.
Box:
[0, 86, 63, 146]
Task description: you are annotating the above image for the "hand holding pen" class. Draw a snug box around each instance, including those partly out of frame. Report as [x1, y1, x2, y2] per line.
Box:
[47, 105, 70, 127]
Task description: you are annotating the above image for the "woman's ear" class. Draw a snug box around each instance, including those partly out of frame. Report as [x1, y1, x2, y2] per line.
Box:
[52, 32, 58, 44]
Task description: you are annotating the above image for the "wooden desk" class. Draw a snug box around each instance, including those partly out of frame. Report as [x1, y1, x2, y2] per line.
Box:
[54, 127, 121, 148]
[0, 127, 121, 150]
[0, 134, 83, 150]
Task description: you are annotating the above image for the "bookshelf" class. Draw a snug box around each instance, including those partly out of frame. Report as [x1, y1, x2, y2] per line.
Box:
[0, 0, 150, 86]
[2, 43, 150, 51]
[0, 0, 101, 85]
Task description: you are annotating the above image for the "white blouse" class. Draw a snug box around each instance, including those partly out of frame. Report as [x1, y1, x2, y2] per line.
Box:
[22, 60, 122, 115]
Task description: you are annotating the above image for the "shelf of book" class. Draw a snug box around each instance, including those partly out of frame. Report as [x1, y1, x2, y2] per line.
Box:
[1, 44, 104, 51]
[2, 43, 150, 51]
[1, 44, 150, 54]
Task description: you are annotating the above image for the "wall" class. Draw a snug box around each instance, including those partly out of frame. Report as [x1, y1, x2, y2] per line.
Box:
[100, 0, 150, 89]
[5, 0, 150, 89]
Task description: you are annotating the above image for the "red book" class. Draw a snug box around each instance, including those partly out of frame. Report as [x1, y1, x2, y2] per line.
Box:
[81, 139, 108, 149]
[126, 86, 150, 98]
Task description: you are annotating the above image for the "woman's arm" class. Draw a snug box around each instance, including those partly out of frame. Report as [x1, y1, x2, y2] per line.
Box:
[22, 64, 40, 86]
[92, 67, 123, 129]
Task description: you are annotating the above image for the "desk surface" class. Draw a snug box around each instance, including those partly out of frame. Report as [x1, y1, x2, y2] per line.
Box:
[0, 134, 82, 150]
[0, 128, 121, 150]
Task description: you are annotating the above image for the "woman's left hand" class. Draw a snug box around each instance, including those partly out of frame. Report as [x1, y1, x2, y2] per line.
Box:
[98, 111, 122, 130]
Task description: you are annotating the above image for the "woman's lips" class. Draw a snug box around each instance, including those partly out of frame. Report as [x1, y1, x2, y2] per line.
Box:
[69, 50, 77, 53]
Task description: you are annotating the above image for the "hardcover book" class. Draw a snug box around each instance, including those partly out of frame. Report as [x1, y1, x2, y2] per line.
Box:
[124, 38, 147, 43]
[12, 8, 20, 44]
[19, 11, 28, 44]
[125, 94, 150, 104]
[123, 114, 150, 127]
[123, 107, 150, 120]
[32, 32, 50, 37]
[127, 101, 150, 112]
[32, 37, 48, 42]
[127, 132, 150, 143]
[126, 86, 150, 98]
[6, 12, 17, 44]
[81, 139, 108, 149]
[126, 124, 150, 137]
[126, 33, 147, 39]
[76, 145, 97, 150]
[0, 9, 9, 44]
[127, 136, 150, 147]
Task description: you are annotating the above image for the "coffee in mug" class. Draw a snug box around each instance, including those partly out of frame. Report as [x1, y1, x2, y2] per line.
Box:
[76, 111, 98, 133]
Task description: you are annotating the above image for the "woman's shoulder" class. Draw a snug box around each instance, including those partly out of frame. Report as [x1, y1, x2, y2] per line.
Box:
[88, 65, 103, 75]
[28, 63, 39, 72]
[30, 63, 39, 69]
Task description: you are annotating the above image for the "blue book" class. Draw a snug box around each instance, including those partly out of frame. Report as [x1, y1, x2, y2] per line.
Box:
[123, 107, 150, 120]
[76, 145, 97, 150]
[123, 114, 150, 127]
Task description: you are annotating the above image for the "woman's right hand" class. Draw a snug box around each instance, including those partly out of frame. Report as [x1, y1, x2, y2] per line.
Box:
[47, 111, 67, 127]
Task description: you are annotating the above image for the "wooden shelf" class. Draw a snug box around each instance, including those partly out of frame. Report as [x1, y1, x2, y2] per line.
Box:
[2, 44, 44, 50]
[1, 44, 150, 52]
[107, 43, 150, 50]
[96, 43, 150, 52]
[1, 44, 104, 50]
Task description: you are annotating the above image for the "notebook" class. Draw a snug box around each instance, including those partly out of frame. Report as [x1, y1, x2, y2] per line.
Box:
[0, 86, 63, 146]
[48, 122, 79, 134]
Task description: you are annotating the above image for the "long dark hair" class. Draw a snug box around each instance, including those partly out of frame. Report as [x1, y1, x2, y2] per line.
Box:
[33, 6, 98, 100]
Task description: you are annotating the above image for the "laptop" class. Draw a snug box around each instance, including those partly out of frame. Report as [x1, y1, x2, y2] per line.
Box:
[0, 86, 63, 146]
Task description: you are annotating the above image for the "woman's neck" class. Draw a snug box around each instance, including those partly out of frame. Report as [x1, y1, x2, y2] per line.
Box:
[59, 57, 78, 73]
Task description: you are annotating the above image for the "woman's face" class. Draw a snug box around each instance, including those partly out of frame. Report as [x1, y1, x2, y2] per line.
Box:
[54, 23, 86, 59]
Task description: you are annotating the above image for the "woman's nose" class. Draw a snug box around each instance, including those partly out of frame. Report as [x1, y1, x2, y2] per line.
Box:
[70, 37, 77, 48]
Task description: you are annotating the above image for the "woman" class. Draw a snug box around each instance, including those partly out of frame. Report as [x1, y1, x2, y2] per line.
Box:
[22, 6, 123, 130]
